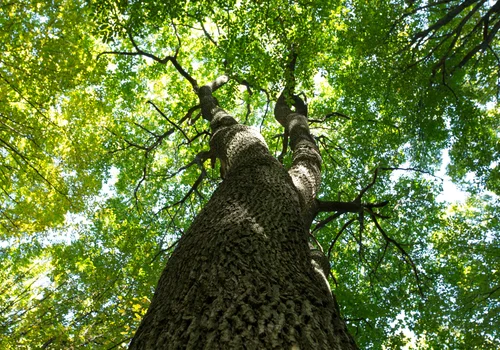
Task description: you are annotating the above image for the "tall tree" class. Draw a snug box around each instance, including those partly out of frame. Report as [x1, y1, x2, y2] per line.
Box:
[128, 61, 360, 347]
[1, 0, 498, 349]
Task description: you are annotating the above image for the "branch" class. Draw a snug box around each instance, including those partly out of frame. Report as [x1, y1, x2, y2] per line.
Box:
[97, 28, 199, 91]
[0, 138, 68, 199]
[313, 211, 346, 233]
[277, 131, 289, 163]
[149, 239, 179, 264]
[148, 101, 191, 142]
[317, 200, 363, 213]
[166, 150, 212, 179]
[412, 0, 480, 42]
[372, 241, 389, 277]
[430, 0, 485, 76]
[163, 164, 208, 211]
[0, 72, 57, 128]
[205, 75, 230, 92]
[389, 0, 455, 36]
[380, 166, 443, 181]
[309, 111, 351, 124]
[458, 12, 500, 68]
[197, 75, 230, 122]
[327, 218, 357, 262]
[133, 152, 149, 208]
[368, 209, 424, 297]
[227, 75, 271, 131]
[355, 167, 379, 202]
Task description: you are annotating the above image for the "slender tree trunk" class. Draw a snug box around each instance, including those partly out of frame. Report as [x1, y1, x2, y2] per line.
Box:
[129, 78, 357, 349]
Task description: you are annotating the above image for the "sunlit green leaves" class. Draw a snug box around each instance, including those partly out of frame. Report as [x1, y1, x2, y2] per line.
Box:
[0, 0, 499, 348]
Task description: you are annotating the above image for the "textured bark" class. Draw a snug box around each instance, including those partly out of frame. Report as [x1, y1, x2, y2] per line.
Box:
[129, 80, 357, 349]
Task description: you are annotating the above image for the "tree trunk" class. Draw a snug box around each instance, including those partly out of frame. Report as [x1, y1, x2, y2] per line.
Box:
[129, 78, 357, 349]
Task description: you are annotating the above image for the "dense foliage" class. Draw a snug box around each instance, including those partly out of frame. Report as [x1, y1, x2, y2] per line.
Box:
[1, 0, 498, 348]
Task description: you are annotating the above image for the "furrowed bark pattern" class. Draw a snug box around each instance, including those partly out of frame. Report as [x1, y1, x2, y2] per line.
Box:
[274, 93, 321, 214]
[286, 112, 322, 212]
[129, 82, 357, 349]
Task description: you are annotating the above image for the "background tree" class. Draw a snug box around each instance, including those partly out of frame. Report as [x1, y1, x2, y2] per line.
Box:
[0, 0, 498, 348]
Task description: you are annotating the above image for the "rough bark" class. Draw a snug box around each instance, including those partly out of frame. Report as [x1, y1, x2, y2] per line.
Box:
[129, 79, 357, 349]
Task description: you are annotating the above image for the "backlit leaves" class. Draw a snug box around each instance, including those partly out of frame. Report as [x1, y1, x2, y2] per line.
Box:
[0, 0, 498, 349]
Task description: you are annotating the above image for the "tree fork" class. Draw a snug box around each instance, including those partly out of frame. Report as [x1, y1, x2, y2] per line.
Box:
[129, 75, 358, 349]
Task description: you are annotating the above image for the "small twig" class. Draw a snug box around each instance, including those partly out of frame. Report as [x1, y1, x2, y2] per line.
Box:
[355, 168, 379, 203]
[368, 209, 424, 297]
[327, 218, 357, 262]
[380, 166, 443, 181]
[148, 101, 191, 142]
[149, 239, 180, 264]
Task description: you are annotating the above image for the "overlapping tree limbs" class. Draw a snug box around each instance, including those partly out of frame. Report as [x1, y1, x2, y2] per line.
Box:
[98, 27, 238, 226]
[313, 167, 424, 296]
[105, 102, 204, 207]
[97, 25, 199, 91]
[186, 14, 273, 127]
[98, 25, 207, 209]
[270, 49, 424, 296]
[274, 49, 322, 213]
[0, 73, 69, 201]
[399, 0, 500, 74]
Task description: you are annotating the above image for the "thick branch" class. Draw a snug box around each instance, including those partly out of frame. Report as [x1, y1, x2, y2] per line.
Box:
[277, 94, 322, 212]
[274, 53, 321, 212]
[97, 29, 199, 91]
[412, 0, 480, 41]
[458, 13, 500, 68]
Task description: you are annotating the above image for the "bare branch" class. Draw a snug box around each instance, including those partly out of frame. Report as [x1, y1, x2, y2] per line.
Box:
[355, 167, 379, 202]
[97, 28, 199, 91]
[313, 212, 346, 233]
[368, 209, 424, 297]
[148, 101, 191, 142]
[327, 218, 357, 262]
[380, 166, 443, 180]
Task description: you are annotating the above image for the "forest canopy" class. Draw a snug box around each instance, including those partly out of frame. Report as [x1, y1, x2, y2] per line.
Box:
[1, 0, 499, 348]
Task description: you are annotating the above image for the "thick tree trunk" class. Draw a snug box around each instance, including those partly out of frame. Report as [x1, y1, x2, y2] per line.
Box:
[129, 79, 357, 349]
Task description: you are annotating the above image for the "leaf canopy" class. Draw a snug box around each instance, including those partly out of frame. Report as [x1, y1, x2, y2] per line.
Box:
[1, 0, 498, 348]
